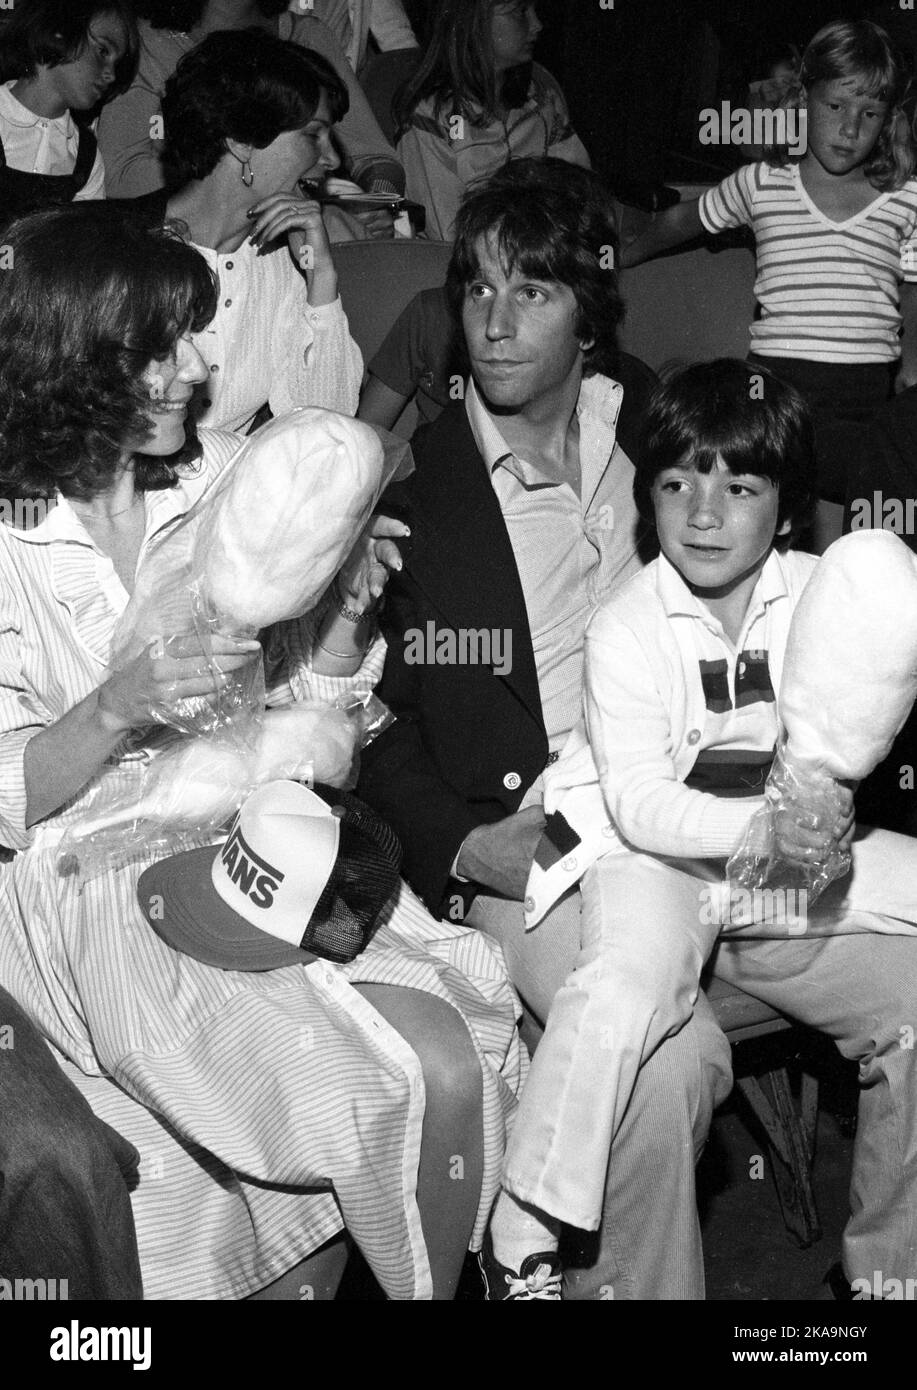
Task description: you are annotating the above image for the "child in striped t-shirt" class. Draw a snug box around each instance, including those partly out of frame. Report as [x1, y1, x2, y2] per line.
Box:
[621, 18, 917, 504]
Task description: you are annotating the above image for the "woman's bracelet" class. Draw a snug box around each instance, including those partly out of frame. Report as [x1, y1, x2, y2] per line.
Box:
[333, 581, 379, 625]
[315, 634, 370, 661]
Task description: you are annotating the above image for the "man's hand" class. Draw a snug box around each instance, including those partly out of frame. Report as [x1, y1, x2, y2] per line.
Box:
[455, 807, 547, 900]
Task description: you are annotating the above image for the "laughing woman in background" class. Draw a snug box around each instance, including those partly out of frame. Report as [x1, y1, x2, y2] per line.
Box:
[130, 30, 365, 433]
[96, 0, 404, 208]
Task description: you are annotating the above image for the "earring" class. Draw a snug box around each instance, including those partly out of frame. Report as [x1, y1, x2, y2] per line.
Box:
[241, 160, 254, 188]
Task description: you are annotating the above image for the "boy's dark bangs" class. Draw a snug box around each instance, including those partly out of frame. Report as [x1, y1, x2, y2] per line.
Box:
[670, 412, 781, 484]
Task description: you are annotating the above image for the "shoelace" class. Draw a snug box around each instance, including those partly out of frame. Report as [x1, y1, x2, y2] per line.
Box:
[503, 1262, 562, 1300]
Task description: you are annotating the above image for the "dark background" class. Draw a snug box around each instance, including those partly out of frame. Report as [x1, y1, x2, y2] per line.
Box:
[403, 1, 917, 189]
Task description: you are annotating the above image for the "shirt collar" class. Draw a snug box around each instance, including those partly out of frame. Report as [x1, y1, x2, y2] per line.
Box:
[3, 469, 212, 551]
[0, 81, 74, 133]
[465, 373, 623, 491]
[656, 547, 790, 624]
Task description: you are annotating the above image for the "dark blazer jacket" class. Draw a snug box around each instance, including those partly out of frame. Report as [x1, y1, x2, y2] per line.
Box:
[356, 402, 552, 921]
[357, 363, 656, 921]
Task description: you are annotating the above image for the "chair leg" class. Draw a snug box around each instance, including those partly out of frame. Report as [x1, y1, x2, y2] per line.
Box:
[736, 1066, 822, 1248]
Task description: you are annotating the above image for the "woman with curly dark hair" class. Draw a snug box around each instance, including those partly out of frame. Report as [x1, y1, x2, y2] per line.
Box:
[0, 203, 524, 1300]
[124, 30, 365, 433]
[95, 0, 403, 207]
[393, 0, 589, 240]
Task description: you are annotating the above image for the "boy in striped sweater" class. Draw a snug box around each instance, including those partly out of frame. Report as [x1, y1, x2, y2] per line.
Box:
[483, 359, 917, 1302]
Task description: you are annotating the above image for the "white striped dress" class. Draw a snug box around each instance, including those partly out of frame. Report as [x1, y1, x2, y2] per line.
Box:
[0, 430, 525, 1299]
[698, 160, 917, 363]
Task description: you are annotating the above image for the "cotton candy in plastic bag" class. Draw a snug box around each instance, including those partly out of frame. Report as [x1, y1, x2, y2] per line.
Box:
[57, 694, 392, 881]
[728, 531, 917, 903]
[726, 741, 852, 902]
[104, 408, 398, 741]
[57, 409, 408, 878]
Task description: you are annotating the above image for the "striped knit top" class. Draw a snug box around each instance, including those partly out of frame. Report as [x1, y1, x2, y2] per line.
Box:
[698, 161, 917, 363]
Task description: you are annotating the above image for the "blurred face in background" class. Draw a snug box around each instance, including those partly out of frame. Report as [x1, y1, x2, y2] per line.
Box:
[490, 1, 542, 74]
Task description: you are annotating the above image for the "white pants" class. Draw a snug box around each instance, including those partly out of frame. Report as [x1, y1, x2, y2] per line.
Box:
[466, 887, 733, 1298]
[502, 824, 917, 1282]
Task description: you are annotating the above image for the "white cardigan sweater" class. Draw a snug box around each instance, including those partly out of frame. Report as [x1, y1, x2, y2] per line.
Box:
[524, 548, 819, 927]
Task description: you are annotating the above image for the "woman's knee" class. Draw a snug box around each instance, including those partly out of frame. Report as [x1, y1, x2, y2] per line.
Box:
[416, 1001, 483, 1119]
[354, 984, 483, 1119]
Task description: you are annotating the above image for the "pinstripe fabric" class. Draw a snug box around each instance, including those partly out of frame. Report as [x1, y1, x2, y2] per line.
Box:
[698, 161, 917, 363]
[0, 431, 525, 1299]
[49, 1050, 345, 1300]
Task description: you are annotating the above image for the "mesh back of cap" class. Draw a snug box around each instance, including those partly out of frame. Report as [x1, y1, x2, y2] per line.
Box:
[301, 786, 403, 964]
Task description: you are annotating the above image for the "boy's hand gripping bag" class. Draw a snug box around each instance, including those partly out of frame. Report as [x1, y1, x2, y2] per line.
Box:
[727, 531, 917, 902]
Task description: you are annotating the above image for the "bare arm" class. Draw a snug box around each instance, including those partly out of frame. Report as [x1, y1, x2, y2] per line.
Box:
[23, 690, 126, 828]
[311, 514, 409, 676]
[23, 634, 259, 827]
[358, 374, 411, 431]
[620, 200, 706, 269]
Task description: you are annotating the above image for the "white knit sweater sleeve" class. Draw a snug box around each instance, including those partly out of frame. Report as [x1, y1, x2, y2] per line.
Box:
[584, 602, 763, 859]
[269, 289, 364, 420]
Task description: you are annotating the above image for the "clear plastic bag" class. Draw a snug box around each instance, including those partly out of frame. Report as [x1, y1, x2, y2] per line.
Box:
[57, 409, 409, 880]
[57, 694, 393, 882]
[726, 743, 851, 904]
[106, 409, 403, 742]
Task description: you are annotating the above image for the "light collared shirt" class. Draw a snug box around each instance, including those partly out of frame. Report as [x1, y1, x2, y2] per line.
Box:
[465, 372, 643, 761]
[655, 547, 786, 765]
[0, 81, 105, 198]
[583, 547, 820, 860]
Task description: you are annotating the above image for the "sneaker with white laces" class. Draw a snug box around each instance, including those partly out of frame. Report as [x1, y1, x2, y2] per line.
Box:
[478, 1230, 563, 1300]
